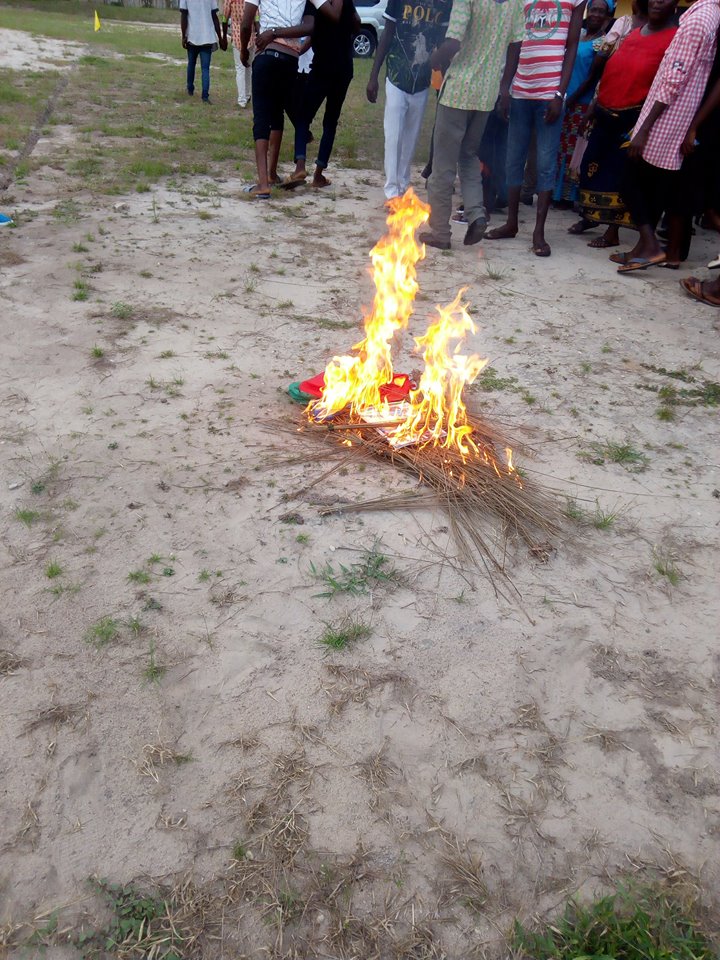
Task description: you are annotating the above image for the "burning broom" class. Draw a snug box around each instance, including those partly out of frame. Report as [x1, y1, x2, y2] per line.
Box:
[286, 190, 564, 583]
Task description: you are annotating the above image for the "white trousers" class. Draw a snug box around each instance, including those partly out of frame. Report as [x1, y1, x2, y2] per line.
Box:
[232, 44, 252, 105]
[383, 78, 429, 200]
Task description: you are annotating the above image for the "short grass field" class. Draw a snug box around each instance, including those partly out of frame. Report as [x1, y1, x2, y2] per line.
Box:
[0, 0, 418, 193]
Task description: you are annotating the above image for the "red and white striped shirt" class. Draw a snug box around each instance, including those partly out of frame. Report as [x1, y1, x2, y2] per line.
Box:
[637, 0, 720, 170]
[511, 0, 586, 100]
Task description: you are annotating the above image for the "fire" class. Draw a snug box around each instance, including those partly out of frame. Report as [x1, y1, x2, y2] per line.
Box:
[310, 189, 429, 421]
[309, 189, 516, 478]
[390, 289, 488, 457]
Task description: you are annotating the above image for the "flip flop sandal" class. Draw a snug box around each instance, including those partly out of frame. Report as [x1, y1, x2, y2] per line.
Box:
[588, 236, 619, 249]
[532, 243, 551, 258]
[279, 173, 307, 190]
[311, 178, 332, 188]
[708, 253, 720, 269]
[658, 261, 680, 270]
[568, 221, 595, 235]
[249, 188, 271, 200]
[679, 277, 720, 307]
[617, 254, 666, 274]
[609, 251, 631, 265]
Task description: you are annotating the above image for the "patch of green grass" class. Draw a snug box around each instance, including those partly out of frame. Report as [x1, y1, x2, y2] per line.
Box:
[72, 241, 88, 253]
[83, 878, 186, 960]
[231, 841, 248, 861]
[143, 640, 166, 685]
[45, 560, 63, 579]
[72, 279, 89, 301]
[128, 569, 151, 585]
[85, 615, 120, 647]
[564, 497, 587, 522]
[512, 882, 714, 959]
[593, 503, 621, 530]
[52, 199, 81, 224]
[158, 350, 175, 359]
[126, 615, 143, 636]
[579, 441, 649, 473]
[296, 533, 310, 545]
[319, 616, 372, 650]
[653, 548, 680, 587]
[311, 546, 401, 598]
[91, 344, 104, 358]
[475, 366, 519, 393]
[111, 301, 133, 320]
[198, 569, 211, 582]
[16, 508, 41, 526]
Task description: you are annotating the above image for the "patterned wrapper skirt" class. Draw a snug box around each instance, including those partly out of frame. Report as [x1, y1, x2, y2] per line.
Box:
[578, 104, 642, 228]
[553, 102, 590, 203]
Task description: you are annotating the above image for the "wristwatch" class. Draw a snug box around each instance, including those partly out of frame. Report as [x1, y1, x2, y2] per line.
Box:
[554, 90, 567, 101]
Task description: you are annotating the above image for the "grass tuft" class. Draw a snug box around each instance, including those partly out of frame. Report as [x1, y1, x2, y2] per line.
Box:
[311, 546, 401, 598]
[318, 616, 372, 651]
[513, 882, 715, 959]
[85, 616, 120, 648]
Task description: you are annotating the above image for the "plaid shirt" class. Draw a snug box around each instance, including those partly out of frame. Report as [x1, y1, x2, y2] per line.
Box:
[636, 0, 720, 170]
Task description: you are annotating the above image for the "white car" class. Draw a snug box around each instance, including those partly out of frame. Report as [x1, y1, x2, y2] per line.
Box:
[353, 0, 388, 57]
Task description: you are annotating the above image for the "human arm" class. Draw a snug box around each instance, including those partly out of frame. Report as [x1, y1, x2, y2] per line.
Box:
[213, 9, 227, 48]
[431, 0, 469, 73]
[254, 10, 314, 50]
[180, 7, 189, 47]
[317, 0, 343, 24]
[567, 51, 605, 110]
[627, 98, 666, 157]
[681, 75, 720, 155]
[545, 1, 586, 123]
[240, 0, 258, 63]
[367, 19, 397, 102]
[497, 41, 521, 120]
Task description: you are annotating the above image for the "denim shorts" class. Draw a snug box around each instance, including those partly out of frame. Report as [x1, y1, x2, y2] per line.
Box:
[506, 97, 564, 194]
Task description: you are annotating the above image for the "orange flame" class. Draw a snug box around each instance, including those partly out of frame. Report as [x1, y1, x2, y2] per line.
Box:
[391, 288, 488, 457]
[310, 189, 429, 420]
[309, 189, 517, 479]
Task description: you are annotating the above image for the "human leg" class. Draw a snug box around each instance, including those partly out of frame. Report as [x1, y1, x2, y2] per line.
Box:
[486, 98, 534, 239]
[458, 109, 489, 230]
[186, 45, 199, 95]
[384, 79, 409, 199]
[232, 45, 250, 105]
[618, 158, 668, 265]
[315, 69, 352, 172]
[397, 86, 429, 194]
[199, 46, 212, 101]
[425, 104, 472, 245]
[251, 54, 289, 193]
[531, 100, 564, 255]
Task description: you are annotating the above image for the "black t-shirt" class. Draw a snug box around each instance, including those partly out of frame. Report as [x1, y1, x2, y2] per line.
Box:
[310, 0, 356, 71]
[384, 0, 450, 94]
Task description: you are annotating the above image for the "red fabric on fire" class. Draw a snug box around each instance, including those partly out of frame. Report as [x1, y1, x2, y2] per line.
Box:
[298, 372, 416, 401]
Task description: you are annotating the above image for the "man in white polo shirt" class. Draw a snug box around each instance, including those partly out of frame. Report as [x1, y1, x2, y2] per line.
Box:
[241, 0, 342, 198]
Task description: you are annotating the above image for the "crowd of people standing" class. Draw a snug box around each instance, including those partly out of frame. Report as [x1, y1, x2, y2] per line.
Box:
[178, 0, 720, 305]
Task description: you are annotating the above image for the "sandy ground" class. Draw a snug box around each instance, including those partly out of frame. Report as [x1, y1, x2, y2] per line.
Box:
[0, 29, 88, 71]
[1, 45, 720, 958]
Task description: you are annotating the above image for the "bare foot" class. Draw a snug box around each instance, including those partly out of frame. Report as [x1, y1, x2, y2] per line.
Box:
[485, 223, 518, 240]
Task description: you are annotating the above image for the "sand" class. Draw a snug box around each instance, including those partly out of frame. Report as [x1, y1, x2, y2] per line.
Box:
[1, 38, 720, 958]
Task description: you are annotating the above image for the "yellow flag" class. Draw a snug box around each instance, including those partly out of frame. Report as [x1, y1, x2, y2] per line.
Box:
[94, 10, 101, 31]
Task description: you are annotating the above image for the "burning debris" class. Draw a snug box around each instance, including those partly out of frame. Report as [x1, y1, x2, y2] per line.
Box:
[287, 190, 563, 584]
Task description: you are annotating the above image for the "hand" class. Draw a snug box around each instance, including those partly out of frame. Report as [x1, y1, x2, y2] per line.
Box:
[628, 125, 648, 159]
[496, 90, 510, 122]
[255, 29, 273, 51]
[366, 77, 379, 103]
[566, 93, 578, 112]
[240, 46, 249, 65]
[544, 97, 562, 125]
[181, 35, 188, 48]
[430, 47, 447, 72]
[219, 35, 228, 50]
[680, 127, 697, 156]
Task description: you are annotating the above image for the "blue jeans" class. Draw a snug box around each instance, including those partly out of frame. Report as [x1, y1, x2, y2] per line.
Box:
[506, 97, 564, 194]
[293, 65, 352, 169]
[187, 44, 213, 100]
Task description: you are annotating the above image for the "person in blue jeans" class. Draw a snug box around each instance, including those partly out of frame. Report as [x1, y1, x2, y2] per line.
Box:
[180, 0, 226, 103]
[486, 0, 586, 256]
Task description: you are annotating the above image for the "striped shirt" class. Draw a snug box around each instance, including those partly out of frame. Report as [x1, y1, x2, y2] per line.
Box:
[440, 0, 525, 112]
[511, 0, 586, 100]
[636, 0, 720, 170]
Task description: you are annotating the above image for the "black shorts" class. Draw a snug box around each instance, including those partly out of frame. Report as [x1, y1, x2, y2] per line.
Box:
[251, 49, 298, 141]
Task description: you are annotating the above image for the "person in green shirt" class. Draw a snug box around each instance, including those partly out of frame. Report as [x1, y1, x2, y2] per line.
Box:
[419, 0, 525, 249]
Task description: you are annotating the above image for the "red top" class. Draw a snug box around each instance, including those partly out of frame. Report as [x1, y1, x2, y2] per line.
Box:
[598, 25, 678, 110]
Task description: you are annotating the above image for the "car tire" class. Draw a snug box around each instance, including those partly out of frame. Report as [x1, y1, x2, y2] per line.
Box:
[353, 27, 377, 58]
